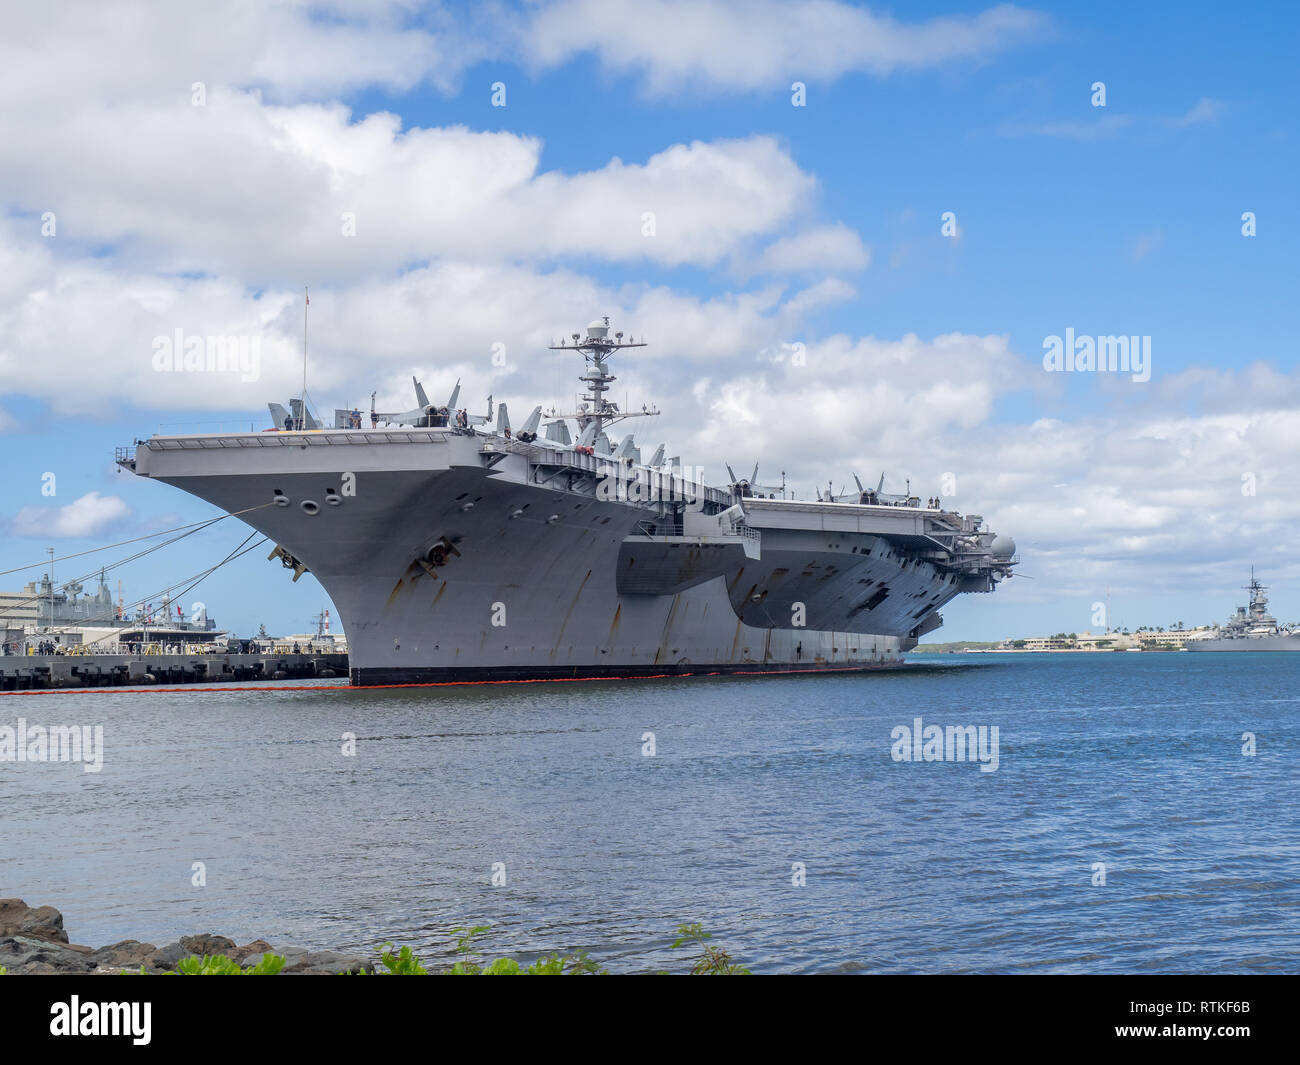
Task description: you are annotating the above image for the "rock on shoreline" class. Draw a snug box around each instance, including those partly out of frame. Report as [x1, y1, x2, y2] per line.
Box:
[0, 899, 374, 975]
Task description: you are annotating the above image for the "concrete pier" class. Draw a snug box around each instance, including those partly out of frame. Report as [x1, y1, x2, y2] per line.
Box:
[0, 652, 348, 690]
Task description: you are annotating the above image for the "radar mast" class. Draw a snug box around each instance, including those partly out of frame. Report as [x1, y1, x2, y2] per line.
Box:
[547, 317, 658, 435]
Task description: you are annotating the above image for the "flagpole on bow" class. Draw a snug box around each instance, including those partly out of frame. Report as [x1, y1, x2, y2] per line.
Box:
[298, 286, 309, 429]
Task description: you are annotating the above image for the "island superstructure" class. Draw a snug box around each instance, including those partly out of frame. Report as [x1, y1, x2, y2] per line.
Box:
[117, 318, 1017, 685]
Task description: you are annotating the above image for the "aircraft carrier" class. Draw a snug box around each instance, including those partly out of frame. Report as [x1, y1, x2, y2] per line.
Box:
[1188, 570, 1300, 651]
[117, 318, 1018, 685]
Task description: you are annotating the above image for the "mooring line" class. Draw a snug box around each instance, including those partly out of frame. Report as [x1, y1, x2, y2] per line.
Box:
[0, 503, 275, 580]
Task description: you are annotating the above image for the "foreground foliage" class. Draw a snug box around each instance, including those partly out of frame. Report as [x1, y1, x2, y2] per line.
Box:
[373, 924, 604, 975]
[669, 922, 752, 975]
[154, 922, 748, 975]
[169, 953, 287, 975]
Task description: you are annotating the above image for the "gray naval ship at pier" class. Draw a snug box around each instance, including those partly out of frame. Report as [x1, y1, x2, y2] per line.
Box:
[1188, 570, 1300, 651]
[118, 318, 1017, 686]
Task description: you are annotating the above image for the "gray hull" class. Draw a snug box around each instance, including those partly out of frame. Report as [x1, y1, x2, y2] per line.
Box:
[124, 429, 1005, 685]
[1187, 634, 1300, 651]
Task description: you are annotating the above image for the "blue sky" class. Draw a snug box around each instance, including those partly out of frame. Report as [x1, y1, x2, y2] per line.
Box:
[1, 0, 1297, 640]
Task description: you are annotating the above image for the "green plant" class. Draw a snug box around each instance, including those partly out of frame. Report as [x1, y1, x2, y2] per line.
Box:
[365, 925, 607, 976]
[447, 924, 490, 974]
[169, 953, 285, 975]
[560, 949, 602, 975]
[670, 923, 750, 975]
[376, 943, 428, 975]
[453, 924, 490, 954]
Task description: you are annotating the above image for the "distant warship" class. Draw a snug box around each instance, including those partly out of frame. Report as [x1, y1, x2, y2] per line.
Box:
[118, 317, 1017, 685]
[1188, 569, 1300, 651]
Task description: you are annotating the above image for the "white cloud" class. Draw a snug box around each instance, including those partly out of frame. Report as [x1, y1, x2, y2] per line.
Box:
[998, 114, 1136, 140]
[1130, 230, 1164, 262]
[1152, 362, 1300, 414]
[528, 0, 1051, 94]
[684, 331, 1030, 471]
[1168, 97, 1226, 128]
[0, 92, 823, 281]
[0, 231, 853, 416]
[752, 225, 870, 275]
[0, 1, 481, 105]
[2, 0, 1048, 110]
[906, 398, 1300, 607]
[12, 492, 132, 539]
[1001, 97, 1227, 140]
[778, 278, 858, 315]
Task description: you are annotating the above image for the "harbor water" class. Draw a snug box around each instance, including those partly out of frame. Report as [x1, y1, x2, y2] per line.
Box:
[2, 652, 1296, 973]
